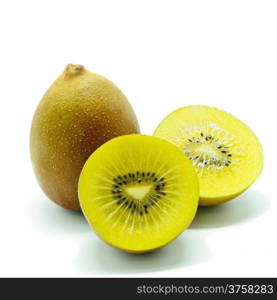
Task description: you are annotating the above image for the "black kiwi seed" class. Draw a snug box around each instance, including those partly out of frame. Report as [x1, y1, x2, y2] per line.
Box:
[184, 133, 234, 168]
[111, 171, 168, 215]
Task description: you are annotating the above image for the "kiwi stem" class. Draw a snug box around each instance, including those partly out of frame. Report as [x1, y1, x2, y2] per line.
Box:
[64, 64, 85, 79]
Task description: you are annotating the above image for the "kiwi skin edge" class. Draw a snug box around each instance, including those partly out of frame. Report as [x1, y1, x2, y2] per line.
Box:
[80, 201, 198, 254]
[199, 187, 251, 206]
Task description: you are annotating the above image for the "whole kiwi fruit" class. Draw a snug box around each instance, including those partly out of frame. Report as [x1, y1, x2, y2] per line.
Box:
[30, 64, 140, 210]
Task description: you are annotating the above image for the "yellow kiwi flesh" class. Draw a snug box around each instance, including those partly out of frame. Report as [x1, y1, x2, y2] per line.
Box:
[78, 135, 199, 253]
[30, 64, 139, 210]
[154, 106, 263, 206]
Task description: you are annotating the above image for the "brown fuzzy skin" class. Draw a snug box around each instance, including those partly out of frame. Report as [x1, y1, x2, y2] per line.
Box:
[30, 64, 140, 210]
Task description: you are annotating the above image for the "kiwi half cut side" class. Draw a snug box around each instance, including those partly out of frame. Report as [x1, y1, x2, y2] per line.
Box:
[78, 135, 199, 253]
[154, 105, 263, 206]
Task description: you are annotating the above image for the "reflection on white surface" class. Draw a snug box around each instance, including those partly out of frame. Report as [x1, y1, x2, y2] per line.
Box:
[74, 231, 211, 274]
[28, 189, 270, 275]
[29, 196, 90, 235]
[191, 190, 270, 229]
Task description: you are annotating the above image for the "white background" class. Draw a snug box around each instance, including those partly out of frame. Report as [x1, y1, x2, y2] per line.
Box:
[0, 0, 276, 277]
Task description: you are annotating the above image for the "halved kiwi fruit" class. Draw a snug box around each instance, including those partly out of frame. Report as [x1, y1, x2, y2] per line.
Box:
[78, 135, 199, 253]
[154, 105, 263, 206]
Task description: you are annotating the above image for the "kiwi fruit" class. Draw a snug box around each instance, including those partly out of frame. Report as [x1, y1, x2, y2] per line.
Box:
[30, 64, 140, 210]
[78, 135, 199, 253]
[154, 105, 263, 206]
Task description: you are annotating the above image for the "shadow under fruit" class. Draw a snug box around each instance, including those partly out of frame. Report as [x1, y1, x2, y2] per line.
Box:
[30, 64, 140, 210]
